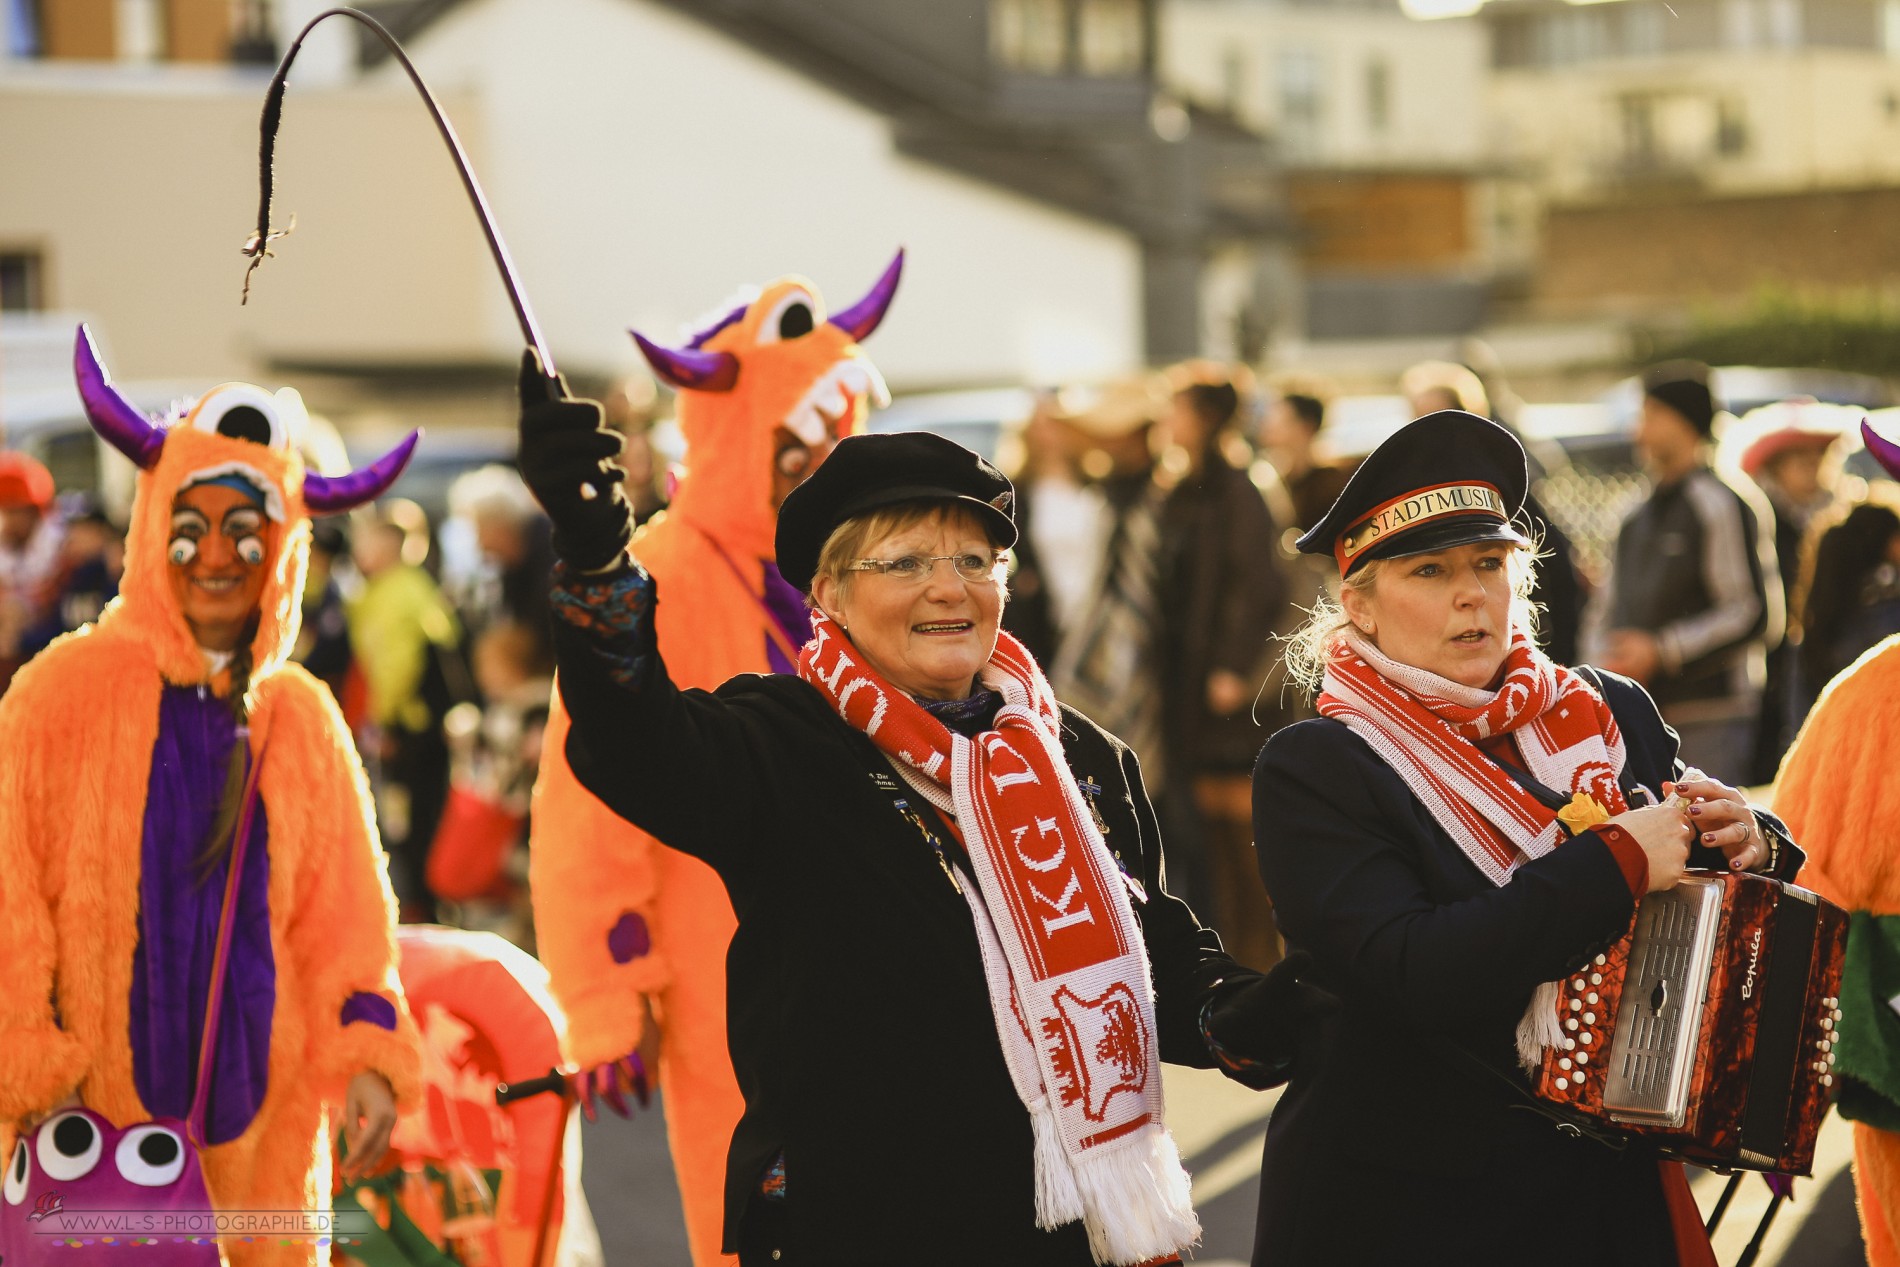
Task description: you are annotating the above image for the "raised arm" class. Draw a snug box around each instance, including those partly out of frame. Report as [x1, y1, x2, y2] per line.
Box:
[516, 352, 770, 874]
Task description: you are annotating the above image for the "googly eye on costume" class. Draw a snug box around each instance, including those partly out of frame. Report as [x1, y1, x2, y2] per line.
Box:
[185, 382, 307, 453]
[755, 288, 821, 346]
[37, 1110, 103, 1181]
[237, 536, 266, 566]
[4, 1137, 28, 1205]
[114, 1124, 188, 1188]
[168, 536, 199, 566]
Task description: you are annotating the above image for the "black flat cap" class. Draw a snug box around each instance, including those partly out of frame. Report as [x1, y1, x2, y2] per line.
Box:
[776, 431, 1018, 592]
[1296, 410, 1531, 575]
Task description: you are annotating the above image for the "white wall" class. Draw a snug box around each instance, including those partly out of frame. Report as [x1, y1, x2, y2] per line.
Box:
[0, 66, 495, 382]
[0, 0, 1143, 391]
[1163, 0, 1487, 167]
[389, 0, 1144, 386]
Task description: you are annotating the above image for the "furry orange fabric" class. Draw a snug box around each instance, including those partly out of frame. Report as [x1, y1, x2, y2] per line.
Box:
[1775, 633, 1900, 1265]
[0, 389, 421, 1267]
[531, 273, 885, 1266]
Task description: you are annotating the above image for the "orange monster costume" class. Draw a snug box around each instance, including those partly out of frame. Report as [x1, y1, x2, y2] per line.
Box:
[530, 252, 901, 1264]
[0, 328, 423, 1266]
[1776, 427, 1900, 1267]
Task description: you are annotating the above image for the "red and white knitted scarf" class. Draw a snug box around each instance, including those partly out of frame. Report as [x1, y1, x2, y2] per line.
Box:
[1317, 626, 1632, 1062]
[798, 612, 1198, 1266]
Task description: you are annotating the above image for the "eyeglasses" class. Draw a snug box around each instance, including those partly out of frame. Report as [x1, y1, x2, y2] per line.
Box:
[847, 552, 1004, 584]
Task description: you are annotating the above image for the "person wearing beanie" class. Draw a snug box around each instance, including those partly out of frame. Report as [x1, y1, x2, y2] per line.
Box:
[0, 451, 63, 695]
[1591, 363, 1782, 778]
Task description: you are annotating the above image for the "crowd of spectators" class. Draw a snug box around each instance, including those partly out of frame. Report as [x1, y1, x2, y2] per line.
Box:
[2, 352, 1894, 968]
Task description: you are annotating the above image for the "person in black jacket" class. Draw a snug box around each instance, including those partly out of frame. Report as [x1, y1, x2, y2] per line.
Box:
[1250, 410, 1805, 1267]
[513, 356, 1330, 1267]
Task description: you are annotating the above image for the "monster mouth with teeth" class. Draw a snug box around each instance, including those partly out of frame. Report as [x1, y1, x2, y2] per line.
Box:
[629, 251, 904, 530]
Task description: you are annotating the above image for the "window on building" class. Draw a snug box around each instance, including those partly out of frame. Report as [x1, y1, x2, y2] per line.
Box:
[1222, 43, 1247, 109]
[1278, 47, 1324, 156]
[0, 250, 45, 312]
[1077, 0, 1143, 77]
[7, 0, 42, 56]
[1620, 94, 1657, 167]
[991, 0, 1068, 73]
[1715, 99, 1749, 155]
[1365, 56, 1390, 133]
[1623, 5, 1664, 57]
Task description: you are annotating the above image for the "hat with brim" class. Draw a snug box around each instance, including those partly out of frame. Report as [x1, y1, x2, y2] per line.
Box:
[776, 430, 1017, 593]
[1297, 410, 1532, 575]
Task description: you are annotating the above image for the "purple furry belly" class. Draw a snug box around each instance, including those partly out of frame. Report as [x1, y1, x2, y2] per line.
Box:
[129, 685, 275, 1145]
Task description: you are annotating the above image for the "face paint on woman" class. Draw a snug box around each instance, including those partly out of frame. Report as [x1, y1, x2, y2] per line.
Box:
[167, 482, 278, 652]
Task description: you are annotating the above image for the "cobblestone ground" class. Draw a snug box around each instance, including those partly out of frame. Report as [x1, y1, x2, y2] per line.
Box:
[580, 1069, 1866, 1265]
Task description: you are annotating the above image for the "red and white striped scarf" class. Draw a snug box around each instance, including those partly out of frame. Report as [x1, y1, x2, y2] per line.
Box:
[1317, 626, 1632, 1062]
[798, 612, 1198, 1266]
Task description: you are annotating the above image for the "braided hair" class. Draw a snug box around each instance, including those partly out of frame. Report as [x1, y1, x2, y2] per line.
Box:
[193, 616, 261, 882]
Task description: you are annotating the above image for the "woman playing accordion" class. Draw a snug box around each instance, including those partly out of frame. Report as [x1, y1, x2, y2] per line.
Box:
[1249, 411, 1804, 1266]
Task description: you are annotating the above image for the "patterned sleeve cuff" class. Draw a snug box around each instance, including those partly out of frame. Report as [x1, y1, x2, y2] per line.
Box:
[551, 559, 658, 691]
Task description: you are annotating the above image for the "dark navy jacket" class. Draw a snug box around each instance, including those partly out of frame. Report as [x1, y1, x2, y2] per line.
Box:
[1251, 667, 1801, 1266]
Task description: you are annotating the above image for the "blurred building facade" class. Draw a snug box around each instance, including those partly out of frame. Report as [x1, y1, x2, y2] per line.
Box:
[1482, 0, 1900, 315]
[1162, 0, 1519, 340]
[0, 0, 1290, 417]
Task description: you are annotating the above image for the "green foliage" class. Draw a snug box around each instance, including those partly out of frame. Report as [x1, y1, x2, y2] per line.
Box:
[1638, 288, 1900, 376]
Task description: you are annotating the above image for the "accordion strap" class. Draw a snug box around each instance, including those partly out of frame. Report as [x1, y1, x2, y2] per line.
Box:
[1425, 1029, 1634, 1152]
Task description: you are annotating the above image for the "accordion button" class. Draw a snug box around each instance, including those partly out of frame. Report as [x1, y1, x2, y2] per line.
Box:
[1582, 1033, 1594, 1044]
[1823, 1018, 1834, 1031]
[1833, 1008, 1844, 1022]
[1564, 1039, 1577, 1050]
[1573, 979, 1586, 991]
[1555, 1077, 1569, 1091]
[1823, 1074, 1834, 1087]
[1566, 1019, 1579, 1031]
[1577, 1052, 1589, 1065]
[1584, 1013, 1597, 1025]
[1822, 1039, 1832, 1052]
[1826, 996, 1838, 1008]
[1570, 999, 1583, 1012]
[1586, 993, 1599, 1005]
[1595, 954, 1608, 966]
[1560, 1058, 1572, 1070]
[1590, 973, 1603, 985]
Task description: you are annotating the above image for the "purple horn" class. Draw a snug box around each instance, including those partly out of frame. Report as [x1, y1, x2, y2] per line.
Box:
[631, 331, 739, 393]
[303, 429, 421, 515]
[1863, 417, 1900, 483]
[828, 248, 904, 343]
[74, 324, 166, 470]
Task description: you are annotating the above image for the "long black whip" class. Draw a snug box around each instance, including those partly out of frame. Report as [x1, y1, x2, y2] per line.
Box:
[239, 6, 557, 378]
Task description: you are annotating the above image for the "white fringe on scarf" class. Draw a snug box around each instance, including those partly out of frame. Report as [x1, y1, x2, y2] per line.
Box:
[894, 754, 1201, 1265]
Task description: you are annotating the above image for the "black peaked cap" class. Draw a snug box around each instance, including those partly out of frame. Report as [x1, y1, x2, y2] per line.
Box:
[776, 430, 1018, 592]
[1296, 410, 1531, 575]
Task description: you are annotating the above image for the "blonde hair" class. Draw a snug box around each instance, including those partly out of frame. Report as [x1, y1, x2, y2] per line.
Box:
[1281, 543, 1542, 698]
[808, 501, 1006, 606]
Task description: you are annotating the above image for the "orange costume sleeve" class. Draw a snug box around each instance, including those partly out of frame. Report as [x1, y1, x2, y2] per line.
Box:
[1774, 634, 1900, 1267]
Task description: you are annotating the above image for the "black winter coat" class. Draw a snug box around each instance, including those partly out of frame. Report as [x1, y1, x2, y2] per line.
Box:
[552, 606, 1262, 1266]
[1250, 668, 1802, 1266]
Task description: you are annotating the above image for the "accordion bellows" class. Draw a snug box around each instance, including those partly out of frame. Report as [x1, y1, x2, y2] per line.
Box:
[1533, 870, 1848, 1175]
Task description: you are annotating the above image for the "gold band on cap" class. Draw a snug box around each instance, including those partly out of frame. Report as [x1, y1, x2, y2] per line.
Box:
[1335, 481, 1507, 572]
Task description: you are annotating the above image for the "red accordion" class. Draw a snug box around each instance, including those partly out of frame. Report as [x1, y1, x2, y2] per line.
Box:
[1531, 870, 1848, 1175]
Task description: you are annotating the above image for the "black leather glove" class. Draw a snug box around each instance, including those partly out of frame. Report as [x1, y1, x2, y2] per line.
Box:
[1205, 950, 1339, 1070]
[516, 350, 635, 572]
